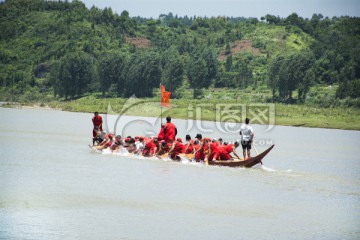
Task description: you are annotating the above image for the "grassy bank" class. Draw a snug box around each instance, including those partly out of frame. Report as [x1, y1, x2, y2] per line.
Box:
[44, 98, 359, 130]
[3, 87, 360, 130]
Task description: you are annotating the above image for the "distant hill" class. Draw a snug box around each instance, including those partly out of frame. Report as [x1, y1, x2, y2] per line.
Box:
[0, 0, 359, 107]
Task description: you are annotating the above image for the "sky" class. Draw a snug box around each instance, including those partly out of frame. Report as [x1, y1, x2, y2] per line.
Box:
[79, 0, 360, 19]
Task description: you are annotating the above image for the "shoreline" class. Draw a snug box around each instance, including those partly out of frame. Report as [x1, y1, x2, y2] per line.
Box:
[2, 102, 359, 131]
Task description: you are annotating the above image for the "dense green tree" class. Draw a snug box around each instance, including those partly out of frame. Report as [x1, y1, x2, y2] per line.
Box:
[187, 52, 208, 99]
[336, 79, 360, 99]
[98, 52, 127, 96]
[235, 59, 252, 89]
[123, 50, 161, 98]
[262, 14, 282, 25]
[201, 46, 218, 84]
[160, 46, 184, 94]
[225, 55, 232, 72]
[268, 52, 314, 102]
[52, 51, 97, 99]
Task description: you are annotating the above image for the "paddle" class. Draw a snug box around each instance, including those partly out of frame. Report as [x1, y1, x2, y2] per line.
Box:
[252, 143, 262, 165]
[179, 153, 194, 160]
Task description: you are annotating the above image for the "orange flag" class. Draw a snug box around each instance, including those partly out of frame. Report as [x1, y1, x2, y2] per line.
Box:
[160, 84, 171, 108]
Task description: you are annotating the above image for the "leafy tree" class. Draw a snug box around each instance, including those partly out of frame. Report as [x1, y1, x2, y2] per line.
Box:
[262, 14, 282, 25]
[98, 51, 127, 96]
[225, 55, 232, 71]
[186, 53, 208, 98]
[201, 46, 218, 84]
[268, 52, 314, 102]
[336, 79, 360, 99]
[52, 51, 97, 99]
[161, 46, 184, 94]
[235, 59, 252, 89]
[123, 50, 161, 98]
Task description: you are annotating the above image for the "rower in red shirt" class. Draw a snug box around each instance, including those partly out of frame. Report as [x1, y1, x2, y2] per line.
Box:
[157, 124, 165, 141]
[158, 140, 171, 155]
[142, 137, 159, 157]
[207, 138, 222, 161]
[168, 139, 185, 161]
[164, 116, 177, 143]
[93, 133, 113, 150]
[194, 134, 210, 162]
[182, 134, 194, 154]
[92, 112, 103, 145]
[222, 142, 241, 160]
[193, 140, 201, 162]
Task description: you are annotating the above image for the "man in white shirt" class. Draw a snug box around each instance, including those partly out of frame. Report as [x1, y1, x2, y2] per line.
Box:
[239, 118, 254, 160]
[135, 137, 145, 154]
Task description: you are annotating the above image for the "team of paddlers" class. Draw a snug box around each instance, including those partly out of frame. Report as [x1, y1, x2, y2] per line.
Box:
[92, 112, 255, 162]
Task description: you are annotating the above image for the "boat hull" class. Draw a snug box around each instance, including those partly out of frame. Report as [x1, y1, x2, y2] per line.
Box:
[208, 145, 274, 168]
[89, 144, 274, 168]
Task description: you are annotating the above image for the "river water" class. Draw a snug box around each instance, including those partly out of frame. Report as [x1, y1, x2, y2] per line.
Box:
[0, 107, 359, 240]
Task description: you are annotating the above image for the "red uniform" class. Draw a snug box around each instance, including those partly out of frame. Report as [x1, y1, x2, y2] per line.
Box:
[218, 144, 233, 160]
[110, 138, 121, 151]
[194, 140, 208, 161]
[143, 140, 158, 156]
[170, 141, 184, 159]
[160, 141, 171, 154]
[164, 122, 177, 143]
[193, 144, 202, 161]
[208, 142, 220, 161]
[101, 133, 113, 147]
[224, 144, 235, 154]
[92, 115, 103, 137]
[157, 125, 165, 141]
[183, 140, 194, 154]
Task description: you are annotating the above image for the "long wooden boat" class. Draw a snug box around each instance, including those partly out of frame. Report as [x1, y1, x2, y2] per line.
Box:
[89, 144, 274, 168]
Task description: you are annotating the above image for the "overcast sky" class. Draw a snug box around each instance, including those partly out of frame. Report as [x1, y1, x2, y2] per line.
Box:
[79, 0, 360, 19]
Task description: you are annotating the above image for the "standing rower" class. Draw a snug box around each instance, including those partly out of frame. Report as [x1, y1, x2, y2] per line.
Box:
[163, 116, 177, 143]
[92, 112, 103, 145]
[239, 118, 254, 160]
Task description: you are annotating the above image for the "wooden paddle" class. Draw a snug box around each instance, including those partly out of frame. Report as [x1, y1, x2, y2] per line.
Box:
[252, 143, 262, 165]
[160, 153, 169, 159]
[178, 153, 195, 160]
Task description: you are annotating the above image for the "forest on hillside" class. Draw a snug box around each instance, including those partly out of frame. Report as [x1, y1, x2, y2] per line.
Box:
[0, 0, 359, 107]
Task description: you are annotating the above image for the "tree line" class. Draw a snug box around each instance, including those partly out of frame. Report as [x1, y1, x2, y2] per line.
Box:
[0, 0, 359, 106]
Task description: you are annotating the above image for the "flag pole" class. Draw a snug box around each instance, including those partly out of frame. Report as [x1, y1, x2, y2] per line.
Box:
[160, 83, 163, 126]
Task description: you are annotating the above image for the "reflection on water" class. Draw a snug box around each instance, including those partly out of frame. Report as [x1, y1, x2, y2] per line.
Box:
[0, 108, 359, 240]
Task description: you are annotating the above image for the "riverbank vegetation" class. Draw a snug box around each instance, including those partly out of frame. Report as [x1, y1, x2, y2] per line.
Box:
[4, 85, 358, 130]
[0, 0, 359, 129]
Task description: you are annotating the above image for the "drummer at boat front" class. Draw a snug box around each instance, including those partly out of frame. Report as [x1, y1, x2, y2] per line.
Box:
[239, 117, 254, 160]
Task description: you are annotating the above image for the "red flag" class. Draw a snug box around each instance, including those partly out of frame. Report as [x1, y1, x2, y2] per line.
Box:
[160, 84, 171, 108]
